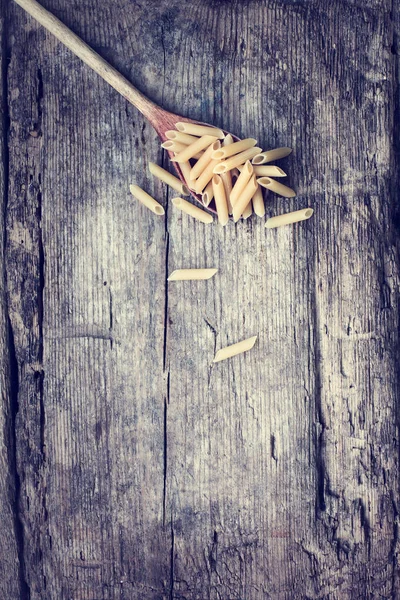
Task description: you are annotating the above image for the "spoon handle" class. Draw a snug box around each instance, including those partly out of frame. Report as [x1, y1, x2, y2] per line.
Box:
[13, 0, 164, 123]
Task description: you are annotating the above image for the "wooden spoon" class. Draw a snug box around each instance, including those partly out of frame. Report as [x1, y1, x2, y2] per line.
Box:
[13, 0, 239, 212]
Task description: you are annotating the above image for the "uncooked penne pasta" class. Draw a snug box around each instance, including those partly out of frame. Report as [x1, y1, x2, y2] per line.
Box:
[161, 140, 203, 160]
[252, 147, 292, 165]
[220, 172, 233, 215]
[242, 199, 253, 219]
[238, 165, 287, 177]
[172, 135, 218, 163]
[148, 162, 189, 196]
[202, 181, 214, 206]
[230, 160, 253, 207]
[213, 335, 257, 363]
[265, 208, 314, 229]
[232, 174, 257, 222]
[213, 147, 262, 174]
[252, 185, 265, 217]
[175, 159, 196, 191]
[172, 197, 213, 224]
[175, 122, 225, 139]
[257, 177, 296, 198]
[194, 159, 220, 194]
[212, 175, 229, 226]
[165, 130, 199, 145]
[223, 134, 234, 145]
[212, 138, 257, 160]
[129, 184, 164, 215]
[190, 141, 221, 181]
[231, 168, 240, 180]
[168, 268, 217, 281]
[221, 134, 234, 214]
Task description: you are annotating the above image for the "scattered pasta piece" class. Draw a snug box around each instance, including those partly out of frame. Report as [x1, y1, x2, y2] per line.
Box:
[252, 185, 265, 217]
[265, 208, 314, 229]
[242, 199, 253, 220]
[129, 184, 164, 215]
[232, 174, 257, 222]
[212, 175, 229, 226]
[193, 159, 220, 194]
[161, 140, 203, 160]
[175, 122, 225, 139]
[212, 138, 258, 160]
[165, 130, 199, 144]
[252, 147, 292, 165]
[202, 181, 214, 206]
[214, 147, 262, 174]
[221, 135, 234, 214]
[148, 162, 189, 196]
[238, 165, 286, 177]
[257, 177, 296, 198]
[230, 160, 253, 207]
[213, 335, 257, 363]
[172, 197, 213, 224]
[168, 268, 217, 281]
[172, 135, 218, 163]
[190, 141, 221, 181]
[176, 159, 196, 190]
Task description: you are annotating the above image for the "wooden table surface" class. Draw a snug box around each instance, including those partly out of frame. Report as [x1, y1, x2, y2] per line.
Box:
[1, 0, 400, 598]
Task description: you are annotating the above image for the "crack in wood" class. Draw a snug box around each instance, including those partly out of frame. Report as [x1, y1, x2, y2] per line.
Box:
[163, 232, 169, 372]
[8, 318, 30, 600]
[169, 517, 175, 600]
[163, 375, 169, 528]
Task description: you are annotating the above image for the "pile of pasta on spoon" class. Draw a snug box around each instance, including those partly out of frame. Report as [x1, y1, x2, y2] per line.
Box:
[128, 123, 314, 363]
[130, 122, 314, 228]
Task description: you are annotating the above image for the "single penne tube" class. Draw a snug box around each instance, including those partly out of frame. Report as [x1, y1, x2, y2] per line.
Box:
[221, 133, 235, 215]
[212, 138, 258, 160]
[168, 268, 217, 281]
[129, 184, 165, 215]
[213, 147, 262, 174]
[161, 140, 203, 160]
[238, 165, 287, 177]
[172, 135, 218, 163]
[252, 184, 265, 217]
[242, 199, 253, 220]
[252, 147, 292, 165]
[221, 135, 234, 214]
[194, 159, 220, 194]
[175, 122, 225, 139]
[220, 171, 233, 215]
[165, 130, 199, 144]
[148, 162, 189, 196]
[265, 208, 314, 229]
[232, 174, 258, 222]
[202, 181, 214, 206]
[230, 160, 253, 206]
[172, 197, 213, 224]
[257, 177, 296, 198]
[189, 141, 221, 180]
[176, 159, 196, 191]
[212, 175, 229, 226]
[213, 335, 257, 363]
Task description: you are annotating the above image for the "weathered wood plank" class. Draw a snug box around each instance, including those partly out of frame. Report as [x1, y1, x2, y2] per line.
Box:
[6, 1, 171, 598]
[4, 0, 400, 599]
[0, 2, 23, 599]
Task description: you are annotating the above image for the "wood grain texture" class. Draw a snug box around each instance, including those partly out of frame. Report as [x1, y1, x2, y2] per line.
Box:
[3, 0, 400, 599]
[0, 3, 23, 599]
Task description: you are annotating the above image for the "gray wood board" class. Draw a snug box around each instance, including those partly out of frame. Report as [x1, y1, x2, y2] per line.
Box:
[0, 1, 23, 598]
[3, 0, 400, 598]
